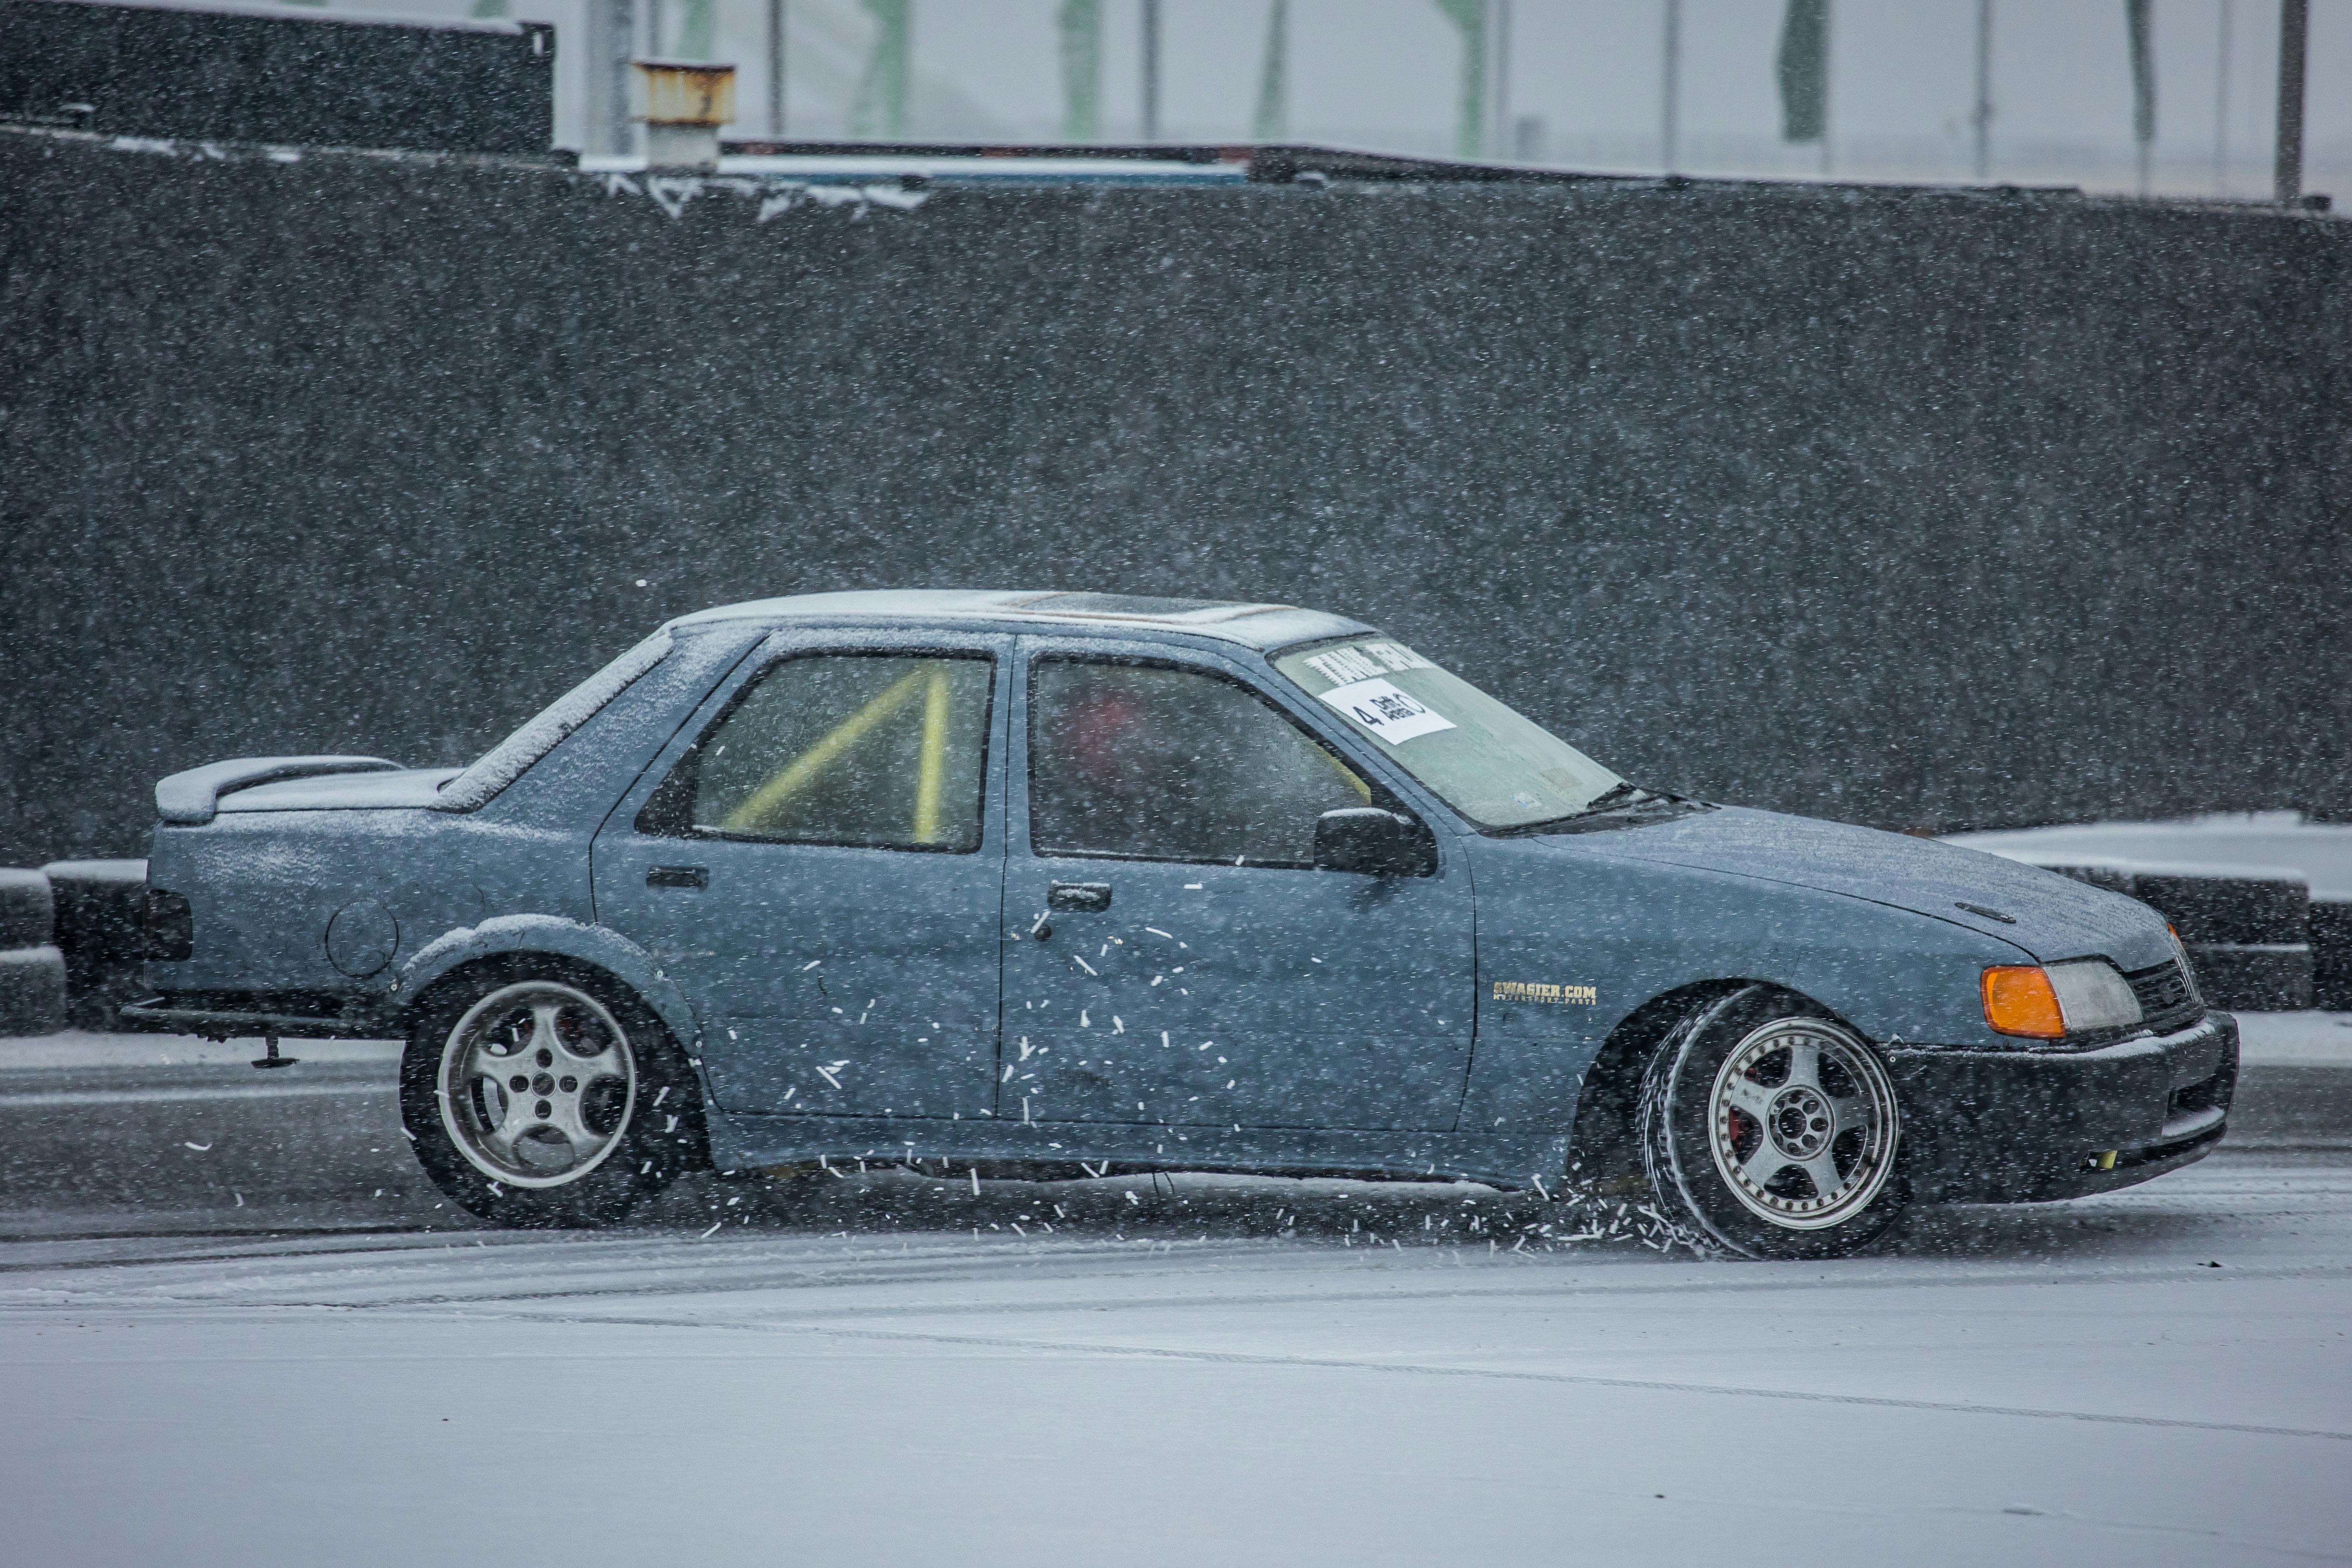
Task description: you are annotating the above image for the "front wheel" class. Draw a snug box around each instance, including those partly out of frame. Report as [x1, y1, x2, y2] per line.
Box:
[399, 962, 708, 1227]
[1639, 988, 1905, 1259]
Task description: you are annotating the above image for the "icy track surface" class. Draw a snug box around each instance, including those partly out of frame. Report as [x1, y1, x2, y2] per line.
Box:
[0, 1087, 2347, 1561]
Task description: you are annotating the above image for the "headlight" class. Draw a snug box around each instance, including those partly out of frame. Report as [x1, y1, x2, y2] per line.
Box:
[1982, 960, 2143, 1039]
[2045, 960, 2143, 1030]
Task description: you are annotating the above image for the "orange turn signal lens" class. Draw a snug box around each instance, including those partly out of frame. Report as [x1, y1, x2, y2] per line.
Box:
[1981, 966, 2066, 1038]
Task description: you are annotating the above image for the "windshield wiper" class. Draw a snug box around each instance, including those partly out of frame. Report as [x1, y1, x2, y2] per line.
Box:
[1487, 782, 1653, 837]
[1577, 782, 1646, 814]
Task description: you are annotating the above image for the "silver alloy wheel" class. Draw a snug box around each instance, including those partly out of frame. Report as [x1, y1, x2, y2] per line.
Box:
[437, 981, 636, 1188]
[1706, 1017, 1898, 1230]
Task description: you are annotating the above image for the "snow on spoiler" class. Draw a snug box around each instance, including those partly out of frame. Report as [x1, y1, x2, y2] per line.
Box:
[155, 756, 402, 825]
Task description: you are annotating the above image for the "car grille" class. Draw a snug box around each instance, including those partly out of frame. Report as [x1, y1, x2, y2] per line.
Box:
[2127, 959, 2204, 1034]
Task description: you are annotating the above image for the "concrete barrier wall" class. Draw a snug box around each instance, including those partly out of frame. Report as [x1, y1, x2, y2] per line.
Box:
[2, 127, 2347, 865]
[0, 0, 554, 154]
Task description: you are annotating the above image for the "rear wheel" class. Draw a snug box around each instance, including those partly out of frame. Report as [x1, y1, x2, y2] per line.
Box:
[1639, 987, 1904, 1259]
[399, 963, 707, 1227]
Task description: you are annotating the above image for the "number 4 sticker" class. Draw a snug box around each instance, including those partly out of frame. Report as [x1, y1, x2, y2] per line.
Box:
[1317, 677, 1456, 744]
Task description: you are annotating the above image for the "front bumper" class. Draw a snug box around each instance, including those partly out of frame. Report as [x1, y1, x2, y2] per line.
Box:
[1884, 1011, 2238, 1204]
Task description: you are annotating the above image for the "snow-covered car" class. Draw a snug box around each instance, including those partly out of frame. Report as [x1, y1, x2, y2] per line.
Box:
[128, 591, 2238, 1257]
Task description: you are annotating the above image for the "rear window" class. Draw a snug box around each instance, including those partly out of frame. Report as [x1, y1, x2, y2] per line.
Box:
[433, 630, 673, 813]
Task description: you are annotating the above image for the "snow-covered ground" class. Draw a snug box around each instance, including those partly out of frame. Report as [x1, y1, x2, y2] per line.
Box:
[1948, 812, 2352, 899]
[1, 1028, 2349, 1563]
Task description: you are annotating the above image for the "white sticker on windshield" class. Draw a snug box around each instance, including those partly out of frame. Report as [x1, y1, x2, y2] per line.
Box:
[1318, 677, 1456, 744]
[1302, 643, 1433, 685]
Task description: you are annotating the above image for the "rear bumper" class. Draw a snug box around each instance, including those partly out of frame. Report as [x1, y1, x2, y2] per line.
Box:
[1884, 1012, 2238, 1204]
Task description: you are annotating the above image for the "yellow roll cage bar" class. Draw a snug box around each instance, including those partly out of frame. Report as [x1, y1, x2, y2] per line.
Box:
[720, 662, 960, 843]
[719, 657, 1369, 843]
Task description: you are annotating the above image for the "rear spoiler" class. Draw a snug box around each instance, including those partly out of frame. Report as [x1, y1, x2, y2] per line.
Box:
[155, 756, 401, 825]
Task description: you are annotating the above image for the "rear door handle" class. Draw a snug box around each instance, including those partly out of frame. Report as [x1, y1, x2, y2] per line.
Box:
[1048, 882, 1112, 913]
[647, 865, 709, 890]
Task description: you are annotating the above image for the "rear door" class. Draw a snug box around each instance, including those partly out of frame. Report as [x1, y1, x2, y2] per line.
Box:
[1001, 638, 1475, 1133]
[594, 629, 1009, 1118]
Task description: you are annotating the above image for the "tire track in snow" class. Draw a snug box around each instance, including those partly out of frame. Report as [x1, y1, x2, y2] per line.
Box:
[630, 1315, 2352, 1445]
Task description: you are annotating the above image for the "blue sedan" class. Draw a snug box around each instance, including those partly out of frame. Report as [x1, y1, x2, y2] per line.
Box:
[131, 591, 2238, 1257]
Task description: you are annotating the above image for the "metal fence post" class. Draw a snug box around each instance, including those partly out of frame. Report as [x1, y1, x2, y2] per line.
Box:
[2275, 0, 2308, 204]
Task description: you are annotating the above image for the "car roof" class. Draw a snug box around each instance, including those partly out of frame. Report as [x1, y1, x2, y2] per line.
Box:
[665, 590, 1371, 653]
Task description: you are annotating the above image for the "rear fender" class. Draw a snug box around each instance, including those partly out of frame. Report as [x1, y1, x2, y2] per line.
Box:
[394, 915, 703, 1062]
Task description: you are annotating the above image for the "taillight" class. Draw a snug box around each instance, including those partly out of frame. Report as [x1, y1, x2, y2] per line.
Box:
[143, 888, 192, 961]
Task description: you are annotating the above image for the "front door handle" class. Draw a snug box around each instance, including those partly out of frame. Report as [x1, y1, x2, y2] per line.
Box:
[1048, 882, 1112, 913]
[647, 865, 709, 890]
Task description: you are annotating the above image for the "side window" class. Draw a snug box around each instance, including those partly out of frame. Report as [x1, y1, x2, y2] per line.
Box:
[1029, 659, 1374, 867]
[648, 653, 993, 852]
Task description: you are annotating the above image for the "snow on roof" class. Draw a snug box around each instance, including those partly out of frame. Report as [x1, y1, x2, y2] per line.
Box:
[667, 590, 1367, 650]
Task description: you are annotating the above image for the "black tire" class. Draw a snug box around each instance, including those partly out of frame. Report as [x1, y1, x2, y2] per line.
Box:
[0, 869, 54, 950]
[0, 945, 68, 1038]
[2313, 900, 2352, 1012]
[2183, 941, 2314, 1011]
[1638, 986, 1906, 1260]
[2130, 872, 2307, 946]
[43, 860, 149, 1029]
[398, 959, 710, 1227]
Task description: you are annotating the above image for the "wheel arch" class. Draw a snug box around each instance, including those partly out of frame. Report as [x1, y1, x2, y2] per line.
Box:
[1568, 977, 1869, 1182]
[393, 915, 703, 1061]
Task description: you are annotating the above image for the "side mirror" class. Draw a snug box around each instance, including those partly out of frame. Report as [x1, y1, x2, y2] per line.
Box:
[1314, 808, 1437, 877]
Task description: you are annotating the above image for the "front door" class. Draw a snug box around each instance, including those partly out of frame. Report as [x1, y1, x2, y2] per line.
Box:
[1001, 640, 1475, 1133]
[595, 633, 1008, 1118]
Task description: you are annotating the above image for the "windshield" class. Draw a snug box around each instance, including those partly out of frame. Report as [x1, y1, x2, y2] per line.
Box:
[1273, 637, 1623, 830]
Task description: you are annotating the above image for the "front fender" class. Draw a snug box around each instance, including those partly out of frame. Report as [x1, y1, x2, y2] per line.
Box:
[394, 914, 704, 1062]
[1461, 835, 2039, 1146]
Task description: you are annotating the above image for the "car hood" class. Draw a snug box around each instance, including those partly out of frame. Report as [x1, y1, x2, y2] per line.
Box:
[1552, 805, 2176, 971]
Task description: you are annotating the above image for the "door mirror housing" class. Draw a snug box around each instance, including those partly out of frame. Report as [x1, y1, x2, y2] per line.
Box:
[1314, 808, 1437, 877]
